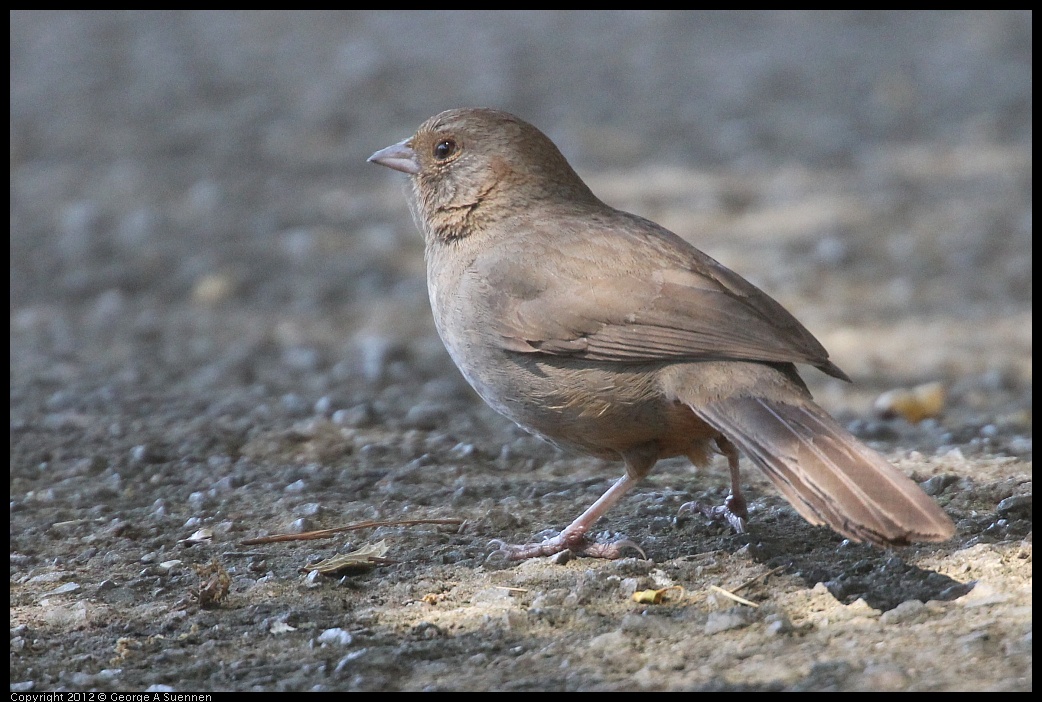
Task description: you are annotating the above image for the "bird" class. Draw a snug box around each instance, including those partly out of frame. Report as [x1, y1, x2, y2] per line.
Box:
[368, 107, 955, 560]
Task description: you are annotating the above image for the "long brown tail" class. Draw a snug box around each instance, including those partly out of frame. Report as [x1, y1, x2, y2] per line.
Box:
[694, 396, 955, 546]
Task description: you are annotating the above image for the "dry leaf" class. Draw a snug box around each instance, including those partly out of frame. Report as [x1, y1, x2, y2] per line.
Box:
[179, 528, 214, 546]
[302, 540, 392, 575]
[194, 559, 231, 607]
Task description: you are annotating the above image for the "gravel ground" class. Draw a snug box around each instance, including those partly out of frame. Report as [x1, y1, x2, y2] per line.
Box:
[10, 11, 1031, 691]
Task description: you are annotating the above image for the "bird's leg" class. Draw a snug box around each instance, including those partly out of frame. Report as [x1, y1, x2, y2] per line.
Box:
[488, 445, 656, 561]
[678, 437, 748, 534]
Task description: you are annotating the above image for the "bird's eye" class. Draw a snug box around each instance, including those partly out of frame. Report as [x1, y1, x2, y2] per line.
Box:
[433, 139, 458, 161]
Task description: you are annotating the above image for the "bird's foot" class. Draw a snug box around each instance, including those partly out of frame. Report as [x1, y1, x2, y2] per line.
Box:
[487, 528, 645, 562]
[678, 493, 748, 534]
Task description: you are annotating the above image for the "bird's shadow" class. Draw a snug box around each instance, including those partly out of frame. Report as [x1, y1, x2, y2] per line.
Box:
[672, 506, 974, 611]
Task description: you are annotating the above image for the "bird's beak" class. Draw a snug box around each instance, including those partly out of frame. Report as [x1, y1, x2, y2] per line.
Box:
[367, 138, 420, 175]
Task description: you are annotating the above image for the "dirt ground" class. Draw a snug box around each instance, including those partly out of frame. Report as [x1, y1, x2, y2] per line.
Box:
[10, 11, 1031, 691]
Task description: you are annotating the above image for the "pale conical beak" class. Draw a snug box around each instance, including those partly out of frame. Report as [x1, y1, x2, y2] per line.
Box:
[367, 138, 420, 175]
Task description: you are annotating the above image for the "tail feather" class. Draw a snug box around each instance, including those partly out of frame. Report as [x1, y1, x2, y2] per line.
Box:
[694, 396, 954, 546]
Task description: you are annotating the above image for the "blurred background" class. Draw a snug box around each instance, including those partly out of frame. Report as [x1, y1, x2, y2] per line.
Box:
[10, 9, 1032, 450]
[9, 11, 1032, 692]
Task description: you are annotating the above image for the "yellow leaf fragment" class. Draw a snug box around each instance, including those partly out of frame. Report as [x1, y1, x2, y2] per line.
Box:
[632, 585, 685, 605]
[874, 382, 946, 424]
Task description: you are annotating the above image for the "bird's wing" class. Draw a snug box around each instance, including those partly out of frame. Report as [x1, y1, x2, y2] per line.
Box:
[474, 220, 848, 380]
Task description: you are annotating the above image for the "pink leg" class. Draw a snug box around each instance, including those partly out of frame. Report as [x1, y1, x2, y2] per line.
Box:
[489, 444, 657, 561]
[678, 437, 748, 533]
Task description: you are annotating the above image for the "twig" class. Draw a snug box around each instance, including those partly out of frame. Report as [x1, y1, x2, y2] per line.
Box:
[708, 584, 759, 608]
[241, 518, 465, 545]
[732, 564, 789, 593]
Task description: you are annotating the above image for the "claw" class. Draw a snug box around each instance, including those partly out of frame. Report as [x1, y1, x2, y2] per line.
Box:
[581, 538, 646, 560]
[678, 495, 748, 535]
[484, 539, 513, 563]
[724, 511, 747, 534]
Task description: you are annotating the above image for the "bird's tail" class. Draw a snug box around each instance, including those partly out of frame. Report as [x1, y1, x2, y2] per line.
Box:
[692, 395, 954, 546]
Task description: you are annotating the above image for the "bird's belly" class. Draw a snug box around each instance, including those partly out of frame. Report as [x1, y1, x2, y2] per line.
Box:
[450, 347, 714, 459]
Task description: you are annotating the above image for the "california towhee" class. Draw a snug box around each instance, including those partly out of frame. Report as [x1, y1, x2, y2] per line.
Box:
[369, 108, 954, 559]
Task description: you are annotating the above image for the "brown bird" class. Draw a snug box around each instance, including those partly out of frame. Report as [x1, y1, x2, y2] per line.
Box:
[368, 108, 954, 559]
